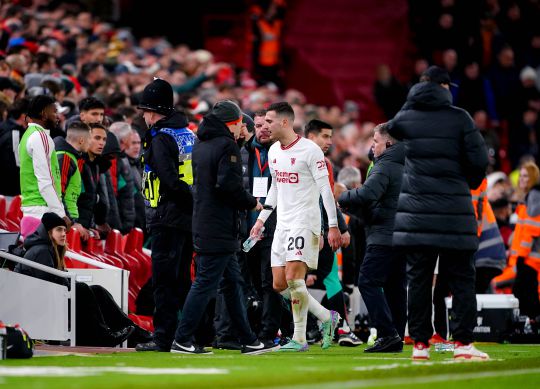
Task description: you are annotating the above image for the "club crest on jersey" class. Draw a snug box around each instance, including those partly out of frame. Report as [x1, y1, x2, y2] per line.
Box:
[291, 157, 296, 165]
[273, 159, 276, 164]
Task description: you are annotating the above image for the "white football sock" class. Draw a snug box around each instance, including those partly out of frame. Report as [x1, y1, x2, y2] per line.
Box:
[287, 279, 309, 344]
[281, 287, 331, 323]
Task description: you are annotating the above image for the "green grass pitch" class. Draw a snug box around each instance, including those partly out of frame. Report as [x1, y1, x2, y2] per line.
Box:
[1, 344, 540, 388]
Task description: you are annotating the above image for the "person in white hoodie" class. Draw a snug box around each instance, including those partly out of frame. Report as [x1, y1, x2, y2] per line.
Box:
[18, 95, 70, 237]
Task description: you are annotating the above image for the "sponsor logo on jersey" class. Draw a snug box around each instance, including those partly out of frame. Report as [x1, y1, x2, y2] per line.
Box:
[292, 298, 300, 305]
[316, 160, 326, 171]
[276, 170, 299, 184]
[295, 250, 303, 256]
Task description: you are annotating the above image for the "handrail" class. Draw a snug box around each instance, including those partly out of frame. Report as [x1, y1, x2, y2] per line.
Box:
[65, 250, 121, 270]
[0, 250, 76, 346]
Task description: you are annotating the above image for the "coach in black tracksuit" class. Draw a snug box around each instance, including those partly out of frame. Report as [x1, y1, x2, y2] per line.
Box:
[387, 66, 488, 349]
[338, 124, 406, 353]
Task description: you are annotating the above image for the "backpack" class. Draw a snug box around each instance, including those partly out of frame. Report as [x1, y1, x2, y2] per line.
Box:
[0, 322, 34, 359]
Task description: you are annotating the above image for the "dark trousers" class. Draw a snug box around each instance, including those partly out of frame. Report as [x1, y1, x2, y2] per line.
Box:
[76, 283, 132, 346]
[407, 248, 476, 344]
[358, 244, 407, 338]
[247, 243, 282, 340]
[175, 252, 257, 345]
[150, 227, 193, 349]
[314, 239, 347, 322]
[513, 258, 540, 319]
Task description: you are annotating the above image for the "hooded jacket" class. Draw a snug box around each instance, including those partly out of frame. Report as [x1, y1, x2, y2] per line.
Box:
[142, 111, 193, 231]
[192, 114, 257, 254]
[387, 82, 488, 249]
[54, 136, 83, 220]
[101, 133, 135, 234]
[14, 224, 68, 287]
[338, 142, 405, 246]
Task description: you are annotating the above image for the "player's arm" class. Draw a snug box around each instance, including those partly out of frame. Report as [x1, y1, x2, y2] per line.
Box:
[310, 147, 340, 251]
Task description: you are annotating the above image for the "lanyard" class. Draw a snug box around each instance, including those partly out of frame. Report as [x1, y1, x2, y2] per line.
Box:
[254, 148, 268, 176]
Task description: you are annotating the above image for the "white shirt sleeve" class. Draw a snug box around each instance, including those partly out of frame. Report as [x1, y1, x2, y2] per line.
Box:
[26, 131, 66, 217]
[308, 144, 329, 181]
[316, 175, 338, 227]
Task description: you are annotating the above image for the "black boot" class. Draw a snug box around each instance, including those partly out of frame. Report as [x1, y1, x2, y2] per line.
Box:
[364, 335, 403, 353]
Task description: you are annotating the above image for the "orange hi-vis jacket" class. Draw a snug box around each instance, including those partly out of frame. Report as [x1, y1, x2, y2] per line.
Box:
[471, 179, 507, 270]
[257, 19, 282, 67]
[509, 203, 540, 272]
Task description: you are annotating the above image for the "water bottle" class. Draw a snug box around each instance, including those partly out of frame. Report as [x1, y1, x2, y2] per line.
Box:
[242, 227, 265, 252]
[367, 328, 377, 346]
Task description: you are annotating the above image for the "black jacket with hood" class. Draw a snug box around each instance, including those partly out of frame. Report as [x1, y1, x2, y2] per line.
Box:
[387, 81, 488, 250]
[14, 224, 68, 287]
[192, 114, 257, 254]
[338, 142, 405, 246]
[142, 111, 193, 232]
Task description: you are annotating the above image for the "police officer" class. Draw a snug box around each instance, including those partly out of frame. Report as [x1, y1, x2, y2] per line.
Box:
[135, 78, 196, 352]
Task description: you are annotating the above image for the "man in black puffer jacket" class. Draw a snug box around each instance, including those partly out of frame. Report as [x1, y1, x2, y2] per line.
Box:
[339, 123, 406, 353]
[387, 66, 489, 361]
[172, 100, 275, 355]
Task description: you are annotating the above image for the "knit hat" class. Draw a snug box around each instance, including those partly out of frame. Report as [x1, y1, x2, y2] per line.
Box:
[242, 113, 255, 133]
[41, 212, 67, 231]
[212, 100, 242, 124]
[421, 66, 457, 87]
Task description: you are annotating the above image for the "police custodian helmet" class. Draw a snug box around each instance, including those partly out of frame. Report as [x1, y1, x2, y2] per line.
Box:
[138, 78, 174, 115]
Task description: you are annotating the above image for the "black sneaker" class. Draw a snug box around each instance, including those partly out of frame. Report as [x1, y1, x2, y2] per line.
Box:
[135, 340, 170, 352]
[241, 339, 278, 355]
[171, 341, 213, 354]
[214, 340, 243, 350]
[364, 335, 403, 353]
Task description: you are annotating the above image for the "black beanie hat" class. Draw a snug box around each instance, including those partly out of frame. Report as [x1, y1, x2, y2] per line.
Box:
[41, 212, 67, 231]
[242, 113, 255, 133]
[212, 100, 242, 124]
[27, 95, 56, 119]
[138, 78, 174, 116]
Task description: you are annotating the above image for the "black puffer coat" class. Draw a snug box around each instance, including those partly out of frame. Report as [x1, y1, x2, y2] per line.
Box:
[14, 224, 68, 287]
[338, 142, 405, 246]
[192, 114, 257, 254]
[387, 81, 488, 250]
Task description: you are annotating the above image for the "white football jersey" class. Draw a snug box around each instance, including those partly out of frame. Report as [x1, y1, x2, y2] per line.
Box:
[268, 136, 328, 233]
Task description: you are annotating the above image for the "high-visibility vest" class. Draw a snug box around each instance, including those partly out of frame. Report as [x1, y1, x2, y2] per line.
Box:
[258, 19, 282, 67]
[471, 179, 506, 270]
[509, 203, 540, 273]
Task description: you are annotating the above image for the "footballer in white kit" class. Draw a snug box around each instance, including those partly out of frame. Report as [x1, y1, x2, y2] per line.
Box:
[267, 135, 329, 270]
[252, 102, 341, 352]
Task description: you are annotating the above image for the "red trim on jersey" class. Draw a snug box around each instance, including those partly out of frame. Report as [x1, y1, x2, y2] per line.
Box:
[281, 135, 301, 150]
[60, 155, 71, 194]
[325, 157, 335, 192]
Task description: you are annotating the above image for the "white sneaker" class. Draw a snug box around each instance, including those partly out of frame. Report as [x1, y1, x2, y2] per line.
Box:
[412, 342, 430, 360]
[453, 342, 489, 361]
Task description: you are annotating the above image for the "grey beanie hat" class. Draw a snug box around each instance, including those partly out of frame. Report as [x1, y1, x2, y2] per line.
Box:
[212, 100, 242, 123]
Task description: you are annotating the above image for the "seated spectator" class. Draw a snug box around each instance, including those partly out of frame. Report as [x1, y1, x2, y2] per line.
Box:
[14, 212, 150, 347]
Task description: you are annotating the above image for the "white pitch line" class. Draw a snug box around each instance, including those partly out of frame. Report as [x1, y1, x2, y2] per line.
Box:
[0, 366, 228, 377]
[272, 367, 540, 389]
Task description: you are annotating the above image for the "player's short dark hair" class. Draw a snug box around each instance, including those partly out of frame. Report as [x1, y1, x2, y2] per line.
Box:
[254, 109, 267, 118]
[88, 122, 107, 132]
[304, 119, 333, 137]
[67, 120, 90, 134]
[267, 102, 294, 122]
[79, 96, 105, 112]
[27, 95, 56, 119]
